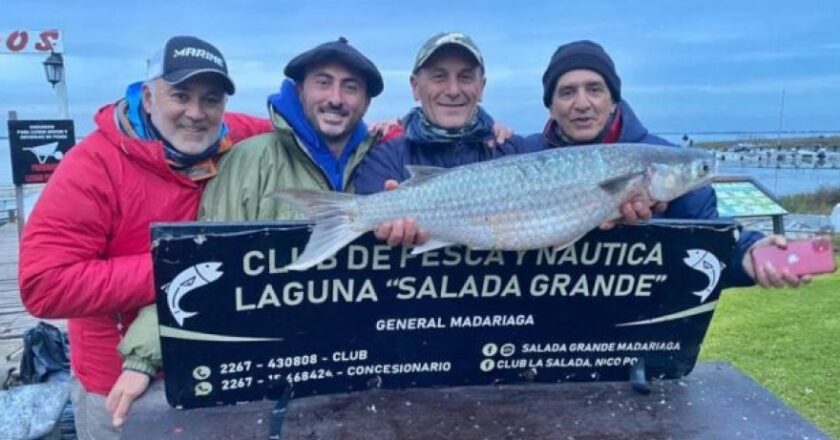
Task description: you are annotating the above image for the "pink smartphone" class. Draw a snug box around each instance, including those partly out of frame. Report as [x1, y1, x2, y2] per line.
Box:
[751, 237, 837, 277]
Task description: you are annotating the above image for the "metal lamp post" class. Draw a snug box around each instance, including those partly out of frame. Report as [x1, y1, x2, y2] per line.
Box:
[42, 51, 69, 119]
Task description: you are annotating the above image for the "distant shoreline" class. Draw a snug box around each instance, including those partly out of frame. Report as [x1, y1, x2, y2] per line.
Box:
[0, 135, 838, 195]
[696, 135, 840, 150]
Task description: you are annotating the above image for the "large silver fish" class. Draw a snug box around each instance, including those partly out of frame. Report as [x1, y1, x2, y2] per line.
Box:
[278, 143, 716, 271]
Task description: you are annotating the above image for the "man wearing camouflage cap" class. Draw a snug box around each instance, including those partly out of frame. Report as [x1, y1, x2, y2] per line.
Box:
[351, 31, 538, 245]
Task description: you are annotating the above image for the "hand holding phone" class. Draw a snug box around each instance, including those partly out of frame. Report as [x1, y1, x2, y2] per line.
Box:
[751, 237, 837, 277]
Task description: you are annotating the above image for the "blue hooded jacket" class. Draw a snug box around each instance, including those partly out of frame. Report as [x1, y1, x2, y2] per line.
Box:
[525, 100, 763, 288]
[267, 79, 368, 191]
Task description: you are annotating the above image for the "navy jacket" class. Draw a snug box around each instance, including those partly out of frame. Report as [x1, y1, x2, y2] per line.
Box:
[352, 126, 539, 196]
[525, 100, 762, 287]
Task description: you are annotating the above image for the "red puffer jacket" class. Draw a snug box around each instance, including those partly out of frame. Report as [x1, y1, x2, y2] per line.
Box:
[19, 103, 270, 395]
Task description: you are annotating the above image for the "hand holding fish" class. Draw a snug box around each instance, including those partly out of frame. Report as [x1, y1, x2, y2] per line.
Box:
[743, 235, 811, 288]
[599, 194, 668, 230]
[373, 179, 430, 246]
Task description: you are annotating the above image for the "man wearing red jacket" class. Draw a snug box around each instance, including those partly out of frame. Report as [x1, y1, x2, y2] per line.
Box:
[18, 36, 270, 439]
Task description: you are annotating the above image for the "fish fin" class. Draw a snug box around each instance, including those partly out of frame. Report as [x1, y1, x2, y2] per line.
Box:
[411, 238, 453, 255]
[275, 189, 365, 271]
[181, 276, 196, 287]
[598, 171, 645, 195]
[403, 165, 448, 186]
[285, 218, 365, 271]
[276, 189, 359, 220]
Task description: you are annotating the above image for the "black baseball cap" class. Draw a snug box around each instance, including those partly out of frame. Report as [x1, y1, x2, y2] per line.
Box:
[284, 37, 384, 98]
[147, 36, 235, 95]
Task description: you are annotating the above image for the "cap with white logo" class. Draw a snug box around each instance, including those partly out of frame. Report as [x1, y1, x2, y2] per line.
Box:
[147, 36, 235, 95]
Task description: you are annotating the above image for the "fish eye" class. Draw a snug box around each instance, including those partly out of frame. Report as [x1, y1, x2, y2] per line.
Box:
[700, 163, 710, 174]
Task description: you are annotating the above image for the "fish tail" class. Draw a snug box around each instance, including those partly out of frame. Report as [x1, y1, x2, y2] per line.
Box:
[277, 189, 365, 271]
[172, 309, 197, 326]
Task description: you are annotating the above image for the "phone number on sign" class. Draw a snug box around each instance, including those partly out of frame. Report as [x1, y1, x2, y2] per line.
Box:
[268, 369, 335, 383]
[267, 354, 319, 369]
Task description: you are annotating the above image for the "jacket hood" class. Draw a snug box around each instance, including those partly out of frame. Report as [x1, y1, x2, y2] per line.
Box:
[616, 100, 650, 143]
[93, 102, 196, 186]
[266, 79, 369, 191]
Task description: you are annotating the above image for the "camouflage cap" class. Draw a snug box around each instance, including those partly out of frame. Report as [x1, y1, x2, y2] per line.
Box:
[413, 32, 484, 73]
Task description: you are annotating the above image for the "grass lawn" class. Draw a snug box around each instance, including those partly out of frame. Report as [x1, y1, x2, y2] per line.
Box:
[700, 260, 840, 437]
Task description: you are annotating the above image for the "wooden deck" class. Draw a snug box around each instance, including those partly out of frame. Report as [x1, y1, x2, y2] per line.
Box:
[0, 220, 65, 386]
[124, 362, 829, 440]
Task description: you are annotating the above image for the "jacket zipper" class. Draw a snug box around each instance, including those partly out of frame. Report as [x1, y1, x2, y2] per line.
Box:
[292, 138, 337, 191]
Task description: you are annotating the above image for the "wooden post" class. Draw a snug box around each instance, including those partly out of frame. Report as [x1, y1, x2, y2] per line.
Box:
[8, 111, 24, 242]
[772, 215, 785, 235]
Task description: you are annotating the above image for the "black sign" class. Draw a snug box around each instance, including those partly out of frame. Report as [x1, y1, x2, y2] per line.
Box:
[7, 119, 75, 185]
[151, 220, 737, 409]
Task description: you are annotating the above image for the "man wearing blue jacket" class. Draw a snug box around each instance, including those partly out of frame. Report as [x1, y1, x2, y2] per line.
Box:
[352, 32, 539, 244]
[526, 40, 804, 289]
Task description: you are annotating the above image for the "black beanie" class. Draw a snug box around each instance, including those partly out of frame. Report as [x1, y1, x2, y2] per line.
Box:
[541, 40, 621, 107]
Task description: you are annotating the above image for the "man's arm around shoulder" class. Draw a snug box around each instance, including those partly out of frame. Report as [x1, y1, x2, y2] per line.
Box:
[351, 137, 408, 195]
[223, 112, 272, 143]
[200, 133, 278, 221]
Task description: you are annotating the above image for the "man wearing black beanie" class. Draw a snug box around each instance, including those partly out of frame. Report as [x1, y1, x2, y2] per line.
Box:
[526, 40, 805, 291]
[536, 40, 629, 146]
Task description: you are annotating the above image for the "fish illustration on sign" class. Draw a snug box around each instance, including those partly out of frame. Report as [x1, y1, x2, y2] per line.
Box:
[683, 250, 724, 303]
[277, 143, 716, 271]
[23, 142, 63, 164]
[164, 262, 223, 326]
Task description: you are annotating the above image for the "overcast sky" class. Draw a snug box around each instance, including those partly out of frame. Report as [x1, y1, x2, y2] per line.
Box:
[2, 0, 839, 142]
